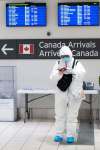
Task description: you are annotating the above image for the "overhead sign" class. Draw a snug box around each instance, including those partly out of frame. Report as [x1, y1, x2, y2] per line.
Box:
[0, 39, 100, 59]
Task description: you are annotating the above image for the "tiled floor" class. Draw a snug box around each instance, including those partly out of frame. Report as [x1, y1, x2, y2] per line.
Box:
[0, 120, 99, 150]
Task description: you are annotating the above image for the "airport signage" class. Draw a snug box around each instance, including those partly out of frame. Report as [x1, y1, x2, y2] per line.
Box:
[0, 39, 99, 59]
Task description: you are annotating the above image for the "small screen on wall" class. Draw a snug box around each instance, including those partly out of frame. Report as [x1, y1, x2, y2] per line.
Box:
[6, 3, 47, 27]
[58, 2, 99, 26]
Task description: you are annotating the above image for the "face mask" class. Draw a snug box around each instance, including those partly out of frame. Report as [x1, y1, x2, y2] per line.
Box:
[63, 57, 71, 63]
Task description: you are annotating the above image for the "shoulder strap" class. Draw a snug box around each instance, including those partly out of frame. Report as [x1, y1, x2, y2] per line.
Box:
[72, 59, 78, 69]
[75, 60, 78, 65]
[72, 58, 76, 69]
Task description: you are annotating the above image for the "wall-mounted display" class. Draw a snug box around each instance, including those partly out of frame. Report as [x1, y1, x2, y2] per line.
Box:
[58, 2, 99, 26]
[6, 3, 47, 26]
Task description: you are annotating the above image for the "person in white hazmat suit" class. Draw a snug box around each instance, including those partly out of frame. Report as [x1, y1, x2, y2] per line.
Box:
[50, 46, 86, 144]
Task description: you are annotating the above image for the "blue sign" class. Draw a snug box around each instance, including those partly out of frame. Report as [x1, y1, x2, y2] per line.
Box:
[6, 3, 47, 26]
[58, 2, 99, 26]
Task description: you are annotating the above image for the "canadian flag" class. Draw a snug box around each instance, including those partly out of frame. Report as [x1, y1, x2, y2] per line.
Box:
[19, 44, 34, 54]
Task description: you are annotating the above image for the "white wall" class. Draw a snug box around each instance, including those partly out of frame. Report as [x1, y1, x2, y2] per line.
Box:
[0, 0, 100, 119]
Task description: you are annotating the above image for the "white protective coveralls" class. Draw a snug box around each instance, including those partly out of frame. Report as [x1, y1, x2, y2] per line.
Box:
[50, 46, 86, 138]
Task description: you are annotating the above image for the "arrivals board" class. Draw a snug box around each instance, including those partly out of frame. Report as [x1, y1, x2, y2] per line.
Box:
[58, 2, 99, 26]
[6, 3, 47, 26]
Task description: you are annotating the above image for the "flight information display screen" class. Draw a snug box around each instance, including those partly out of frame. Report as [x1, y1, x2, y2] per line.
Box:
[58, 2, 99, 26]
[6, 3, 47, 26]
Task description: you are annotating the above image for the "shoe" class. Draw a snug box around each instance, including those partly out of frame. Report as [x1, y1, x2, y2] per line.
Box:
[66, 137, 75, 144]
[54, 135, 63, 142]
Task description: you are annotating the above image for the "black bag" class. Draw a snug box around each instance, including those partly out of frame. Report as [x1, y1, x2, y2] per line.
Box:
[57, 59, 77, 92]
[57, 74, 72, 92]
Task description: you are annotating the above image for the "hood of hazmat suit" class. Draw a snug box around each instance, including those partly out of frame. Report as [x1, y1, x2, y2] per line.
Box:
[59, 46, 73, 58]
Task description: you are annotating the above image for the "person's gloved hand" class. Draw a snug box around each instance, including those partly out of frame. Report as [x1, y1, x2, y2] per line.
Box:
[58, 68, 66, 76]
[58, 60, 66, 76]
[80, 90, 86, 100]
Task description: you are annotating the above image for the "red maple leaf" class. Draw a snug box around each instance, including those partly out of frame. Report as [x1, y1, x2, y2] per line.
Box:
[24, 46, 29, 51]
